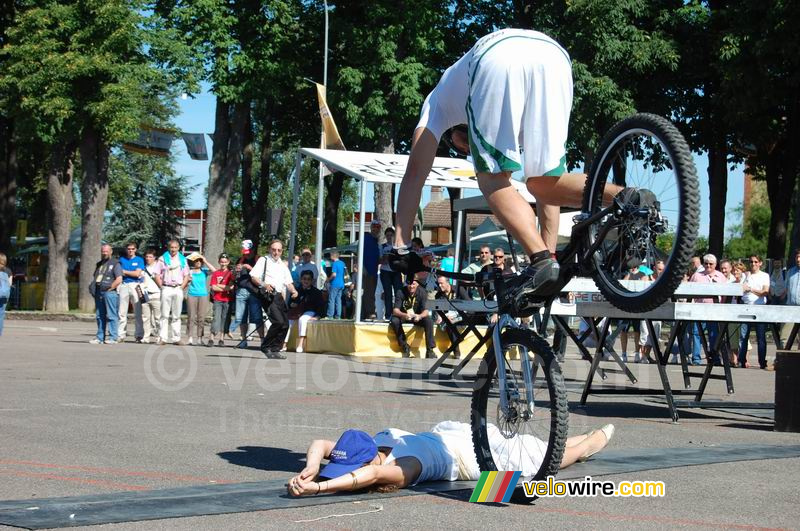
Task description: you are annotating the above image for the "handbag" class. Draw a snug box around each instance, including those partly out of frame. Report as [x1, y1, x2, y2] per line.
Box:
[135, 284, 150, 303]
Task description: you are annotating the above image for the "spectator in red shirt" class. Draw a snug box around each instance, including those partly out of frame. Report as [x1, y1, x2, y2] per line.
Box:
[210, 253, 235, 346]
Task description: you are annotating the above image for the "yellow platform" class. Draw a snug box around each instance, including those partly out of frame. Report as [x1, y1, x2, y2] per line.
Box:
[289, 319, 489, 359]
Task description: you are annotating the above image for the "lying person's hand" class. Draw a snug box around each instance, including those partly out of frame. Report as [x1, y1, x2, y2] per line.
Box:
[287, 476, 320, 497]
[298, 465, 319, 481]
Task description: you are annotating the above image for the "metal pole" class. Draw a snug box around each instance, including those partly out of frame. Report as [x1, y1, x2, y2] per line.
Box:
[315, 168, 324, 269]
[314, 1, 329, 269]
[287, 152, 303, 259]
[453, 209, 464, 288]
[354, 178, 367, 324]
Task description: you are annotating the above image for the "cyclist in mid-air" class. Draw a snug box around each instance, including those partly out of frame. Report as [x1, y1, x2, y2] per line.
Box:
[394, 28, 641, 303]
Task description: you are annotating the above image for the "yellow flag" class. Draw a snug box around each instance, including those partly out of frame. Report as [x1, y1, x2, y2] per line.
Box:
[315, 83, 346, 151]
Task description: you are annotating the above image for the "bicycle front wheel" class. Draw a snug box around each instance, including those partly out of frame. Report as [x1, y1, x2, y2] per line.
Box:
[471, 328, 568, 500]
[583, 113, 699, 312]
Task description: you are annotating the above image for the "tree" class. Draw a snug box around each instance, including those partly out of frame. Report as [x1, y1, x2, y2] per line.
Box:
[0, 0, 17, 254]
[1, 0, 194, 310]
[105, 150, 193, 250]
[328, 0, 452, 245]
[161, 0, 315, 261]
[718, 0, 800, 260]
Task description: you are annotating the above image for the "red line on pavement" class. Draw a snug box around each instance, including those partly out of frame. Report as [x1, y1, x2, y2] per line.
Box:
[0, 470, 148, 491]
[0, 460, 233, 484]
[523, 505, 789, 531]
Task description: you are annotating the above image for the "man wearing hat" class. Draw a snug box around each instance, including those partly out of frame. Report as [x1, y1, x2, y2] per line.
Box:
[293, 248, 325, 290]
[360, 219, 381, 320]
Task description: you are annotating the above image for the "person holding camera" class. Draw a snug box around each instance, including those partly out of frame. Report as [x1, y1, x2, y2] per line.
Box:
[250, 239, 298, 359]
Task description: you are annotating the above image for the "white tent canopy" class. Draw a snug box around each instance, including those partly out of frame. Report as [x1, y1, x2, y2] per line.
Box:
[287, 148, 536, 323]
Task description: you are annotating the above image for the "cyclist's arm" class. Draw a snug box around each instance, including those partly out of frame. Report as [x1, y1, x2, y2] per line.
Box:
[395, 127, 438, 247]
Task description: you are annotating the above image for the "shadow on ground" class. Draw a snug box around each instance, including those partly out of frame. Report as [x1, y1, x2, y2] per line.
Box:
[218, 446, 306, 472]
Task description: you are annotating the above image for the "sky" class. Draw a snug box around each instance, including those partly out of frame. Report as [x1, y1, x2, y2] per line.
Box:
[172, 87, 746, 238]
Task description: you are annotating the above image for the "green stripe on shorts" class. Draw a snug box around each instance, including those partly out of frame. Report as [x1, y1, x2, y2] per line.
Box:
[466, 95, 522, 173]
[543, 155, 567, 176]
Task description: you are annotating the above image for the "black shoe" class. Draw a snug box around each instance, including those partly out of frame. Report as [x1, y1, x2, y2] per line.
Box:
[615, 187, 658, 211]
[509, 258, 561, 305]
[264, 350, 287, 360]
[401, 344, 411, 358]
[425, 349, 437, 359]
[387, 248, 424, 275]
[453, 349, 462, 360]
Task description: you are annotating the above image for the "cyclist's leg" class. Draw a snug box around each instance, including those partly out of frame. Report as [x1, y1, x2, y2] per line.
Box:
[477, 171, 547, 256]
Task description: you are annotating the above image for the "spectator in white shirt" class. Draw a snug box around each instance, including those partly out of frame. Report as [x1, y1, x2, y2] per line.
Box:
[250, 239, 298, 359]
[739, 254, 770, 369]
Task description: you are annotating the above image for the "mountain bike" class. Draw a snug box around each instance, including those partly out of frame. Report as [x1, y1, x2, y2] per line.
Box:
[397, 113, 699, 499]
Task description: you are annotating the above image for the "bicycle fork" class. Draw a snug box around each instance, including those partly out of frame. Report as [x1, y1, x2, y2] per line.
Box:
[492, 314, 535, 422]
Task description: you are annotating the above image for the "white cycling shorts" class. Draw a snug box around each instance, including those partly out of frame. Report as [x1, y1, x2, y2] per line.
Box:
[467, 30, 573, 180]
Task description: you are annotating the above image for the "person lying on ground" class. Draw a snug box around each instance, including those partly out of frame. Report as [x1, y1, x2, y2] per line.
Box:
[286, 420, 614, 497]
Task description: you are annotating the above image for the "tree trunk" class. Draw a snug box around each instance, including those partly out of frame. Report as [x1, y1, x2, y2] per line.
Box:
[374, 139, 395, 244]
[205, 100, 249, 261]
[790, 185, 800, 255]
[765, 146, 796, 261]
[323, 173, 345, 249]
[77, 127, 109, 312]
[43, 142, 75, 312]
[707, 138, 728, 260]
[0, 116, 17, 254]
[242, 106, 273, 253]
[766, 107, 800, 260]
[240, 111, 256, 247]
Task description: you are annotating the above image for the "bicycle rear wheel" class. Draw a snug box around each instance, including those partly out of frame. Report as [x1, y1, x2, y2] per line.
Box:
[471, 328, 568, 502]
[582, 113, 699, 312]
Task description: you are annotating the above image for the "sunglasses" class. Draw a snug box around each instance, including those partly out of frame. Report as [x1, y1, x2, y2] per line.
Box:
[494, 255, 505, 259]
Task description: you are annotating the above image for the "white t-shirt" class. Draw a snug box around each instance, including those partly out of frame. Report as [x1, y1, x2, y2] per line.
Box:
[250, 256, 294, 297]
[742, 271, 770, 305]
[416, 54, 471, 141]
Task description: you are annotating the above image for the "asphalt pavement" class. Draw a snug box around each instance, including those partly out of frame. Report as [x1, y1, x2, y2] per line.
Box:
[0, 319, 797, 530]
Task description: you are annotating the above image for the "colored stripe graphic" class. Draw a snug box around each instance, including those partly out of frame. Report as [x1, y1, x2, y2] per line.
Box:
[499, 472, 521, 503]
[478, 471, 497, 501]
[469, 471, 521, 502]
[469, 472, 489, 502]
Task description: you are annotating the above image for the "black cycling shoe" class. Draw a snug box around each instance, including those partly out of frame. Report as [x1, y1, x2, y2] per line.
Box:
[505, 258, 561, 312]
[387, 247, 424, 275]
[615, 187, 658, 212]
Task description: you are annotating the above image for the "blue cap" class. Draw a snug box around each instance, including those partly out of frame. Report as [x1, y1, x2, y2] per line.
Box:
[318, 430, 378, 479]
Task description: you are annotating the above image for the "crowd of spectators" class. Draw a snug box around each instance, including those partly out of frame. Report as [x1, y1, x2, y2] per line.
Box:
[601, 251, 797, 370]
[4, 220, 798, 370]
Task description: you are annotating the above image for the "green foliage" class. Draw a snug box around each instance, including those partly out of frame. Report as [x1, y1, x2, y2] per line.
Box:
[329, 0, 452, 151]
[1, 0, 189, 146]
[725, 203, 771, 261]
[104, 150, 194, 249]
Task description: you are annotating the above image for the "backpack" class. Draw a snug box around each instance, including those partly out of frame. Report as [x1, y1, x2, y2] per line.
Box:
[0, 271, 10, 299]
